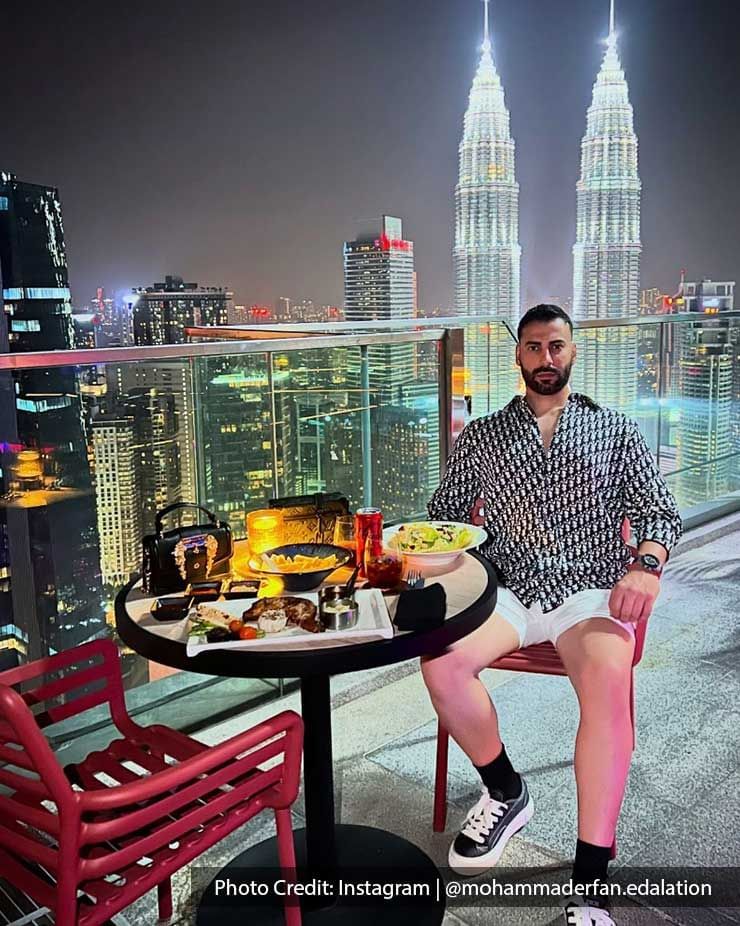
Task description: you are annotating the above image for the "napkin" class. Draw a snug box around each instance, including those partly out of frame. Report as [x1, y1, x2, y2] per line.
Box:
[394, 583, 447, 631]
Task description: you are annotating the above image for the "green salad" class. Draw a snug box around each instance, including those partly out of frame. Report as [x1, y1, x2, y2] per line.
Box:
[391, 522, 475, 553]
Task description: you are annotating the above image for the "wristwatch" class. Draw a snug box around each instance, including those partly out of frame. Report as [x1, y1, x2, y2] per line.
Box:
[630, 553, 663, 577]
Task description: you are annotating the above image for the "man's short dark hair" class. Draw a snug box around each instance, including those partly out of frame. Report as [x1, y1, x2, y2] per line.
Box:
[517, 304, 574, 342]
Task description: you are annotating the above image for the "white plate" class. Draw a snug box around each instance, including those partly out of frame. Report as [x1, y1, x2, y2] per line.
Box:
[184, 588, 393, 655]
[383, 521, 488, 576]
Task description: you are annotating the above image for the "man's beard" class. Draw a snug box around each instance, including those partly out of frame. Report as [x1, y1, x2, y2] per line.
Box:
[521, 361, 573, 395]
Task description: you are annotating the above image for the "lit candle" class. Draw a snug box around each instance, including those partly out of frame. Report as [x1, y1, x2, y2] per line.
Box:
[247, 509, 285, 554]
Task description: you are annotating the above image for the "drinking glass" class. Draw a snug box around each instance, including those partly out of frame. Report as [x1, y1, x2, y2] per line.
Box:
[333, 516, 356, 556]
[363, 542, 404, 590]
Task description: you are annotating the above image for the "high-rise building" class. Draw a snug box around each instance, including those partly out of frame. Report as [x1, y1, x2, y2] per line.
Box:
[571, 4, 641, 414]
[640, 287, 662, 315]
[343, 216, 438, 514]
[344, 216, 415, 322]
[682, 279, 735, 314]
[344, 215, 416, 391]
[92, 387, 180, 586]
[0, 172, 103, 663]
[92, 414, 143, 587]
[675, 320, 734, 507]
[108, 362, 197, 510]
[193, 356, 281, 538]
[453, 0, 521, 415]
[91, 287, 130, 346]
[132, 275, 231, 345]
[673, 279, 736, 507]
[71, 310, 101, 349]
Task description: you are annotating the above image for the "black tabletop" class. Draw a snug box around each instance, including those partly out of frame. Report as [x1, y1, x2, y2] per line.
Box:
[115, 551, 497, 678]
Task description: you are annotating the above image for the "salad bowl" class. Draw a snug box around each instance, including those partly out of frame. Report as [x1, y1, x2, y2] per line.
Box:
[383, 521, 488, 575]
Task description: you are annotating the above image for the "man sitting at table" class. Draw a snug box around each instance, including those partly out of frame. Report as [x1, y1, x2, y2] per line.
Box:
[423, 304, 682, 926]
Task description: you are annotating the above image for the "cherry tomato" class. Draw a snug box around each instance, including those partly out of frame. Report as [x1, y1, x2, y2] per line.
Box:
[238, 625, 259, 640]
[229, 619, 244, 634]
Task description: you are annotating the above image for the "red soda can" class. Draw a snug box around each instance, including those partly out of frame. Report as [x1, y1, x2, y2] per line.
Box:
[354, 507, 383, 574]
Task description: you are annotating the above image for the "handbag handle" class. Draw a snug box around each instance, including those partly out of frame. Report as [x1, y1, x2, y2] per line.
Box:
[154, 502, 220, 535]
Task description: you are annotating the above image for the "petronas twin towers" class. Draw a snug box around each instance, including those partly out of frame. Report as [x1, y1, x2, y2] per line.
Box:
[454, 0, 641, 414]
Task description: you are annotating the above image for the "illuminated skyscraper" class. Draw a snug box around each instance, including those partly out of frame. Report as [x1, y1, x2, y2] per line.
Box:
[674, 281, 736, 507]
[344, 215, 415, 389]
[0, 173, 103, 662]
[571, 2, 641, 413]
[343, 216, 437, 514]
[193, 357, 280, 538]
[453, 0, 521, 415]
[92, 414, 143, 587]
[109, 362, 198, 508]
[133, 275, 231, 345]
[676, 320, 733, 507]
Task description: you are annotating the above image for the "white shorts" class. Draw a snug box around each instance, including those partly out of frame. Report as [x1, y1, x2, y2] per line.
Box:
[495, 587, 635, 648]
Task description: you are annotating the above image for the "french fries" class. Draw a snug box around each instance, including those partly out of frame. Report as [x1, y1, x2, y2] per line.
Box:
[258, 552, 341, 573]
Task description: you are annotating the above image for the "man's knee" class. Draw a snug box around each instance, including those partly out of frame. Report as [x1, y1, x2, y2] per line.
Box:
[573, 653, 632, 715]
[421, 612, 520, 697]
[421, 645, 479, 696]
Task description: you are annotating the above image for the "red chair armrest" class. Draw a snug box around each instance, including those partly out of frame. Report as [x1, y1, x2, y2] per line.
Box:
[80, 709, 303, 814]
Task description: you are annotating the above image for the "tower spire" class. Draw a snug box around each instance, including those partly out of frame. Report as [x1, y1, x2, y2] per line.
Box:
[609, 0, 616, 40]
[482, 0, 491, 53]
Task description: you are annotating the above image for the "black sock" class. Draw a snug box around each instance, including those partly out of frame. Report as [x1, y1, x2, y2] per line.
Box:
[572, 838, 611, 889]
[474, 745, 521, 800]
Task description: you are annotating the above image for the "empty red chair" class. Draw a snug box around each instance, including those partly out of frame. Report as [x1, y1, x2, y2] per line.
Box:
[0, 640, 303, 926]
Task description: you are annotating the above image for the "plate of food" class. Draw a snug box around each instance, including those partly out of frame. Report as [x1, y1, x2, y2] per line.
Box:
[247, 543, 352, 591]
[185, 589, 392, 654]
[383, 521, 488, 575]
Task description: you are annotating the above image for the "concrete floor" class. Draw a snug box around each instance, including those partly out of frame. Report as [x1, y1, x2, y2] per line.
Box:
[6, 520, 739, 926]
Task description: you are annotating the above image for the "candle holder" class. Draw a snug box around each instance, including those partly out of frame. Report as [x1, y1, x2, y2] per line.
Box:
[246, 509, 285, 554]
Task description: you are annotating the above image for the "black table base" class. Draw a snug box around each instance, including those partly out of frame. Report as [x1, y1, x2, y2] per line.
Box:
[196, 823, 445, 925]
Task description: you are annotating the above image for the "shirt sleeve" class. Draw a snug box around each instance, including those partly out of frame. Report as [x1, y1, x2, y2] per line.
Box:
[427, 422, 483, 523]
[621, 423, 683, 556]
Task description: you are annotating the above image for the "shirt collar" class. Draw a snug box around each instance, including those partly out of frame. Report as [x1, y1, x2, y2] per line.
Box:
[508, 392, 600, 421]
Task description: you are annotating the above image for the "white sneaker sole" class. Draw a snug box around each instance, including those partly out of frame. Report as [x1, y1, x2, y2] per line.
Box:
[448, 795, 534, 876]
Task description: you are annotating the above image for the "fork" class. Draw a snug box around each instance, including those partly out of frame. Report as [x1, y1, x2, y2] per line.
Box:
[405, 569, 425, 589]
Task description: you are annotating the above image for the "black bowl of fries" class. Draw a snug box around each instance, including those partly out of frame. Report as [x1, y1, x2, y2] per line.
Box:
[247, 543, 353, 591]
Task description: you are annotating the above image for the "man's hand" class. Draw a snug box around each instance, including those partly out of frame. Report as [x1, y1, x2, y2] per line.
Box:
[609, 568, 660, 624]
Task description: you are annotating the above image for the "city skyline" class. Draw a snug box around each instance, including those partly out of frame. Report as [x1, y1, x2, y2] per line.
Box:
[2, 0, 739, 312]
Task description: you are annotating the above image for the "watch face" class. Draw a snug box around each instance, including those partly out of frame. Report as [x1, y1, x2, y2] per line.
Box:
[640, 554, 661, 571]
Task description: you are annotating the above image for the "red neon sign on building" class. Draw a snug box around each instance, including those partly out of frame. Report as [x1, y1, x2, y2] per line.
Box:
[375, 233, 412, 252]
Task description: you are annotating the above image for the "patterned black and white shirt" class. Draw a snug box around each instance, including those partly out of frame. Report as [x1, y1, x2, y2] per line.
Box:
[428, 393, 682, 611]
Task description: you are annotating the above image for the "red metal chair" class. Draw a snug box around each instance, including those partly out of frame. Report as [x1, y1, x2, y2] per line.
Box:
[0, 639, 303, 926]
[432, 513, 647, 860]
[432, 619, 648, 845]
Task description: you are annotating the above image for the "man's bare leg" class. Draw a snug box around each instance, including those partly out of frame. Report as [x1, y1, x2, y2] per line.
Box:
[423, 613, 532, 874]
[556, 618, 635, 847]
[421, 613, 521, 765]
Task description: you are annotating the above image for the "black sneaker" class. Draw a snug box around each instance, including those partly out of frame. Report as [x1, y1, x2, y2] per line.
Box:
[564, 896, 615, 925]
[448, 779, 533, 874]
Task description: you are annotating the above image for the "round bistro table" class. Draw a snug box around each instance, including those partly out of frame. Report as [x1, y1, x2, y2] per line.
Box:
[115, 551, 497, 925]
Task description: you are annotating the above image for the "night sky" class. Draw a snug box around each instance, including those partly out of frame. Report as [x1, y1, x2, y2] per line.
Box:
[3, 0, 739, 311]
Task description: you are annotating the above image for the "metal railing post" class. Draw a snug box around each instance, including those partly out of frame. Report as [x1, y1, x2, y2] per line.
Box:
[266, 351, 281, 498]
[656, 320, 666, 468]
[438, 328, 466, 475]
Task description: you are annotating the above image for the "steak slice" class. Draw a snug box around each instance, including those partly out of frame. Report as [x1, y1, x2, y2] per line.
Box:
[244, 596, 322, 633]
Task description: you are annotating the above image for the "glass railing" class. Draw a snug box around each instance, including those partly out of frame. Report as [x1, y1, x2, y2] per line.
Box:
[568, 313, 740, 518]
[0, 326, 457, 734]
[0, 313, 738, 737]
